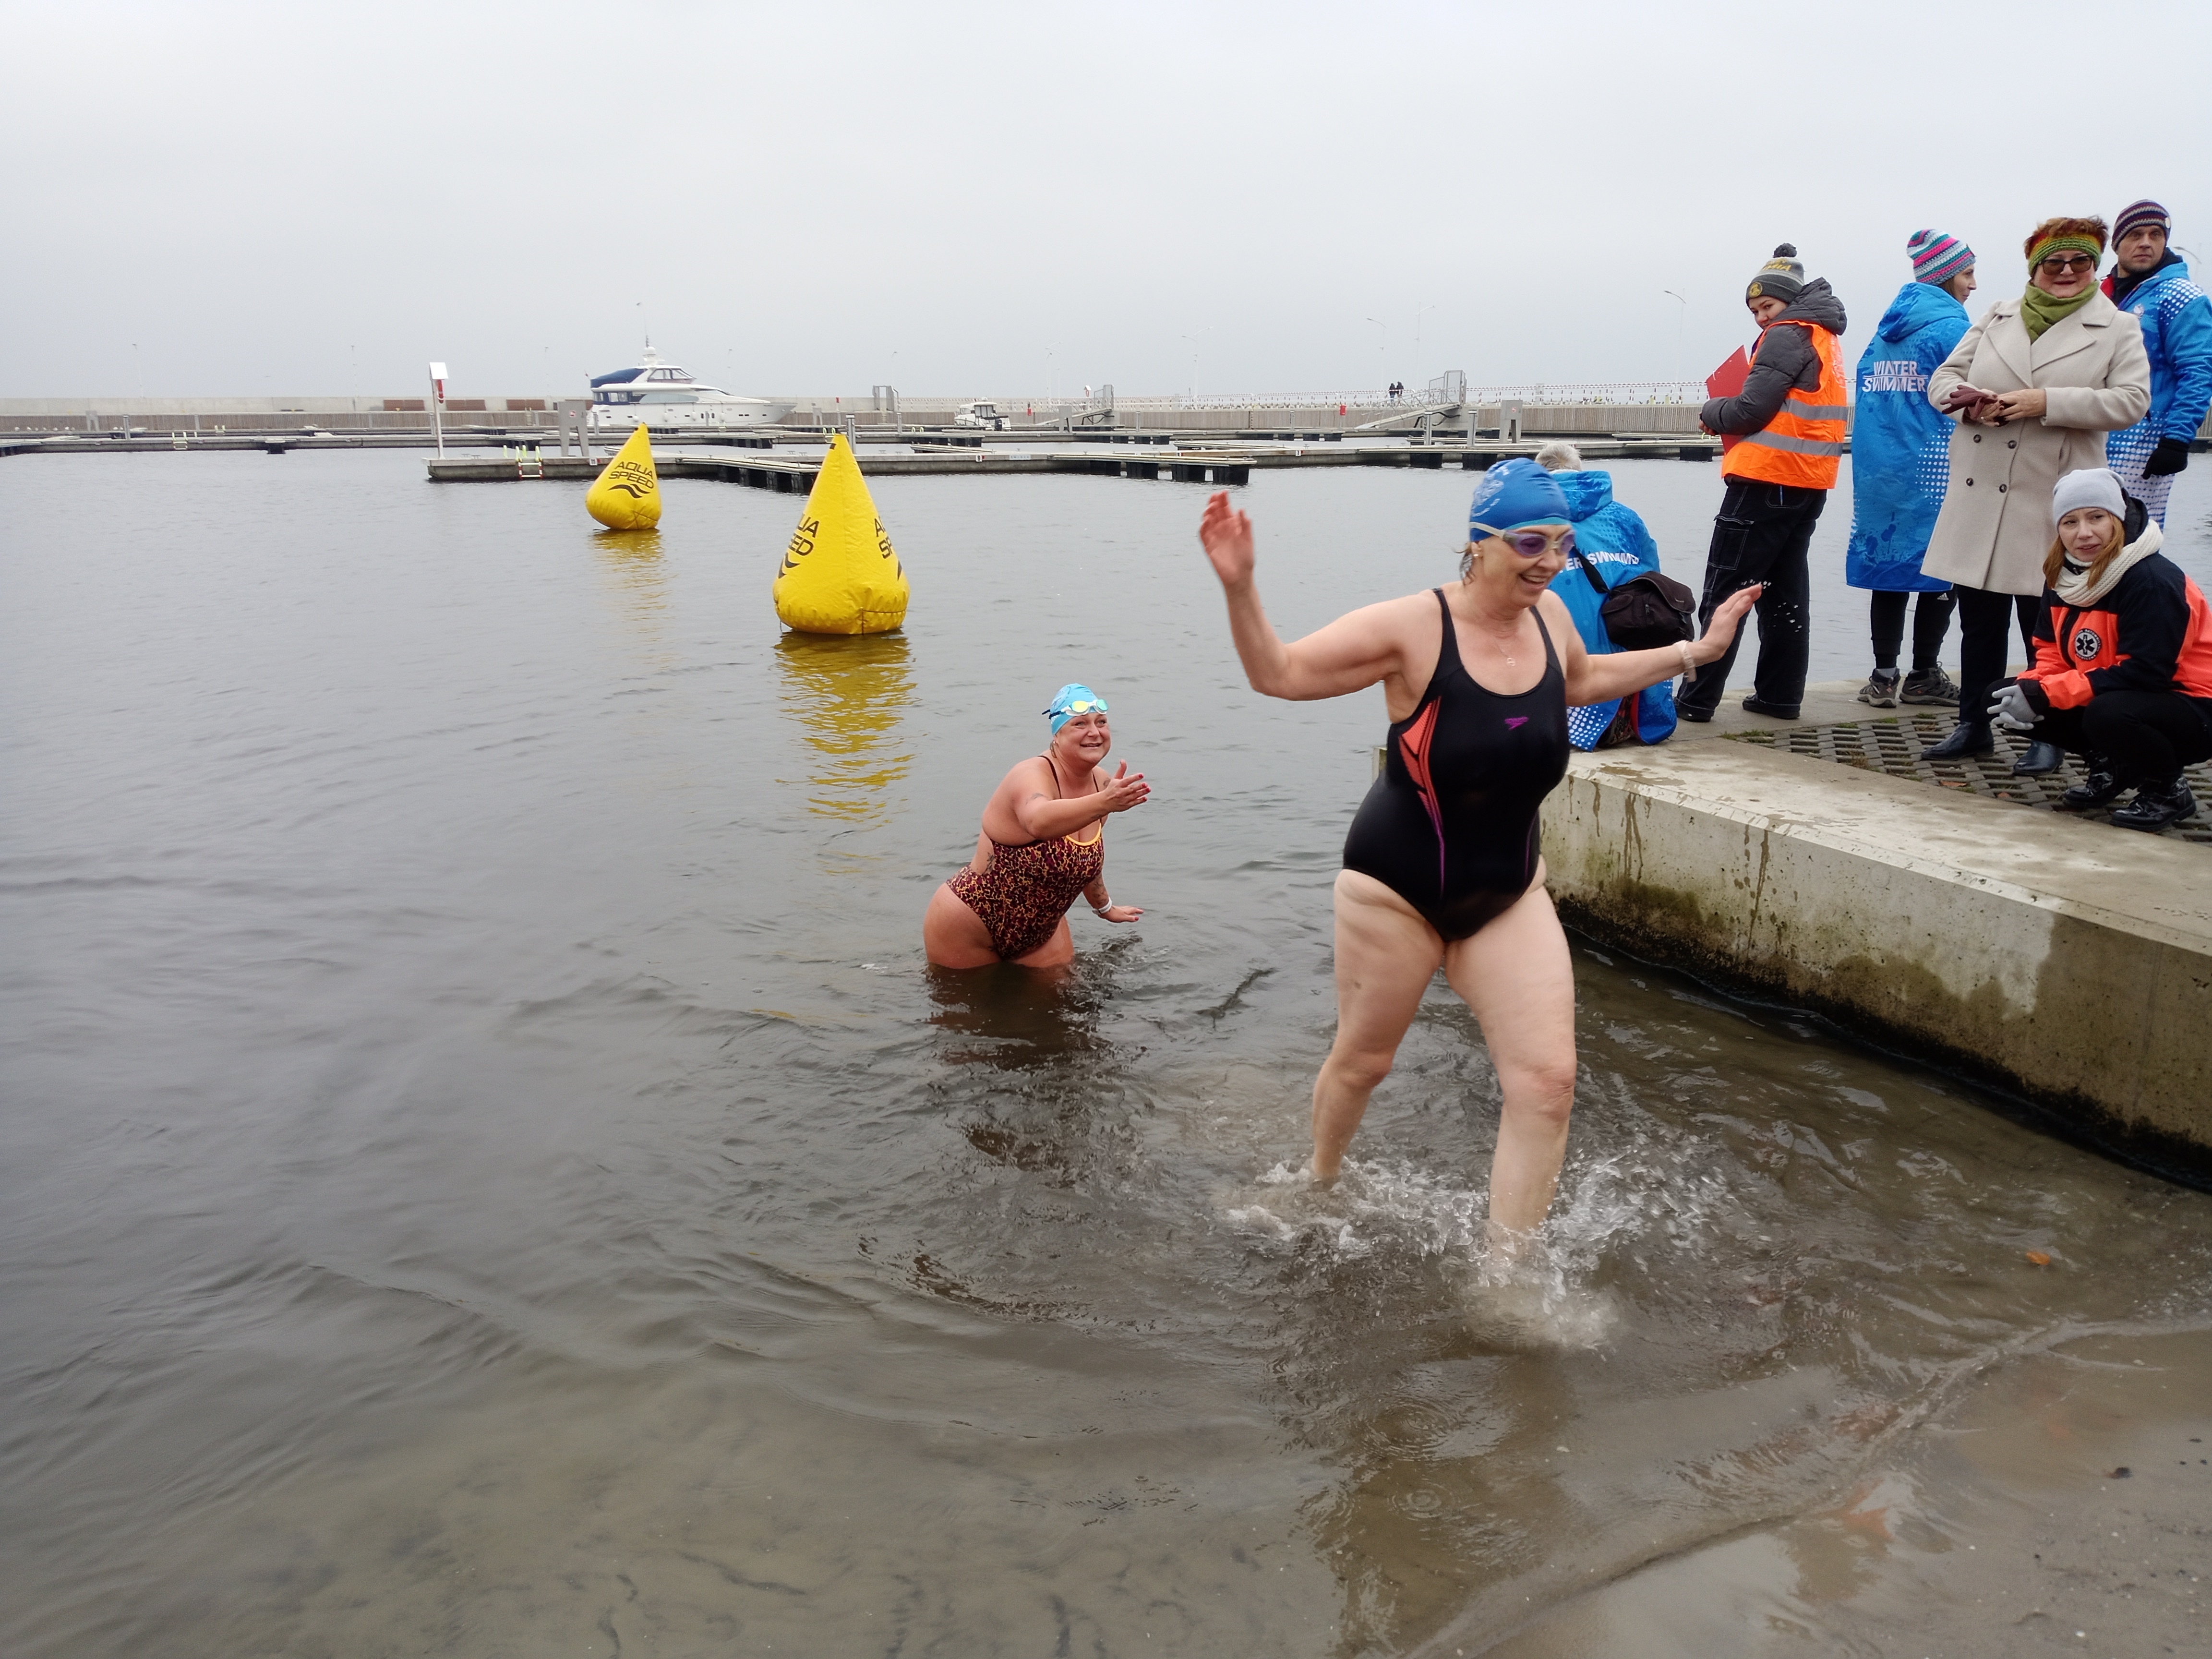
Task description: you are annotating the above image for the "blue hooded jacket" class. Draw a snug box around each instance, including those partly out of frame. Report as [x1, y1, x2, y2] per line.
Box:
[2111, 259, 2212, 445]
[1543, 469, 1675, 748]
[1844, 281, 1970, 593]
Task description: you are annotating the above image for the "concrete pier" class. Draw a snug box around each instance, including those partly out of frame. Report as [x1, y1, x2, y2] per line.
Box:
[1542, 685, 2212, 1182]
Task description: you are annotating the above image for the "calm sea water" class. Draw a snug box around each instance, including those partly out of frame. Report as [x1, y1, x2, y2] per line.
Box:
[3, 450, 2209, 1657]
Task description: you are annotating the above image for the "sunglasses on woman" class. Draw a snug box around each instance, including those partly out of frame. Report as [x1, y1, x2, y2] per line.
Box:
[2037, 253, 2096, 275]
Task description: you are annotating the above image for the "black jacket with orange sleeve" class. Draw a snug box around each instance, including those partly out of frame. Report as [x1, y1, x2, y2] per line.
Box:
[2016, 535, 2212, 714]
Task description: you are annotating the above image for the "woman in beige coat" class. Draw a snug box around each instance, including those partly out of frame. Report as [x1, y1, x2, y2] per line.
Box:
[1920, 216, 2150, 764]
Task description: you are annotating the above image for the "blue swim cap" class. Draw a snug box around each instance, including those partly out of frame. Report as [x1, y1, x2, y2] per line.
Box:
[1468, 457, 1572, 538]
[1043, 683, 1109, 734]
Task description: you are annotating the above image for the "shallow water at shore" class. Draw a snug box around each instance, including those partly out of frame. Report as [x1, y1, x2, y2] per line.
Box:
[3, 451, 2210, 1656]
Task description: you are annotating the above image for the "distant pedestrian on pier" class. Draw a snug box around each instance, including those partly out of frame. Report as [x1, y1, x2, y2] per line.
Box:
[2100, 200, 2212, 528]
[1680, 244, 1849, 724]
[1535, 442, 1679, 748]
[1919, 216, 2150, 765]
[1844, 230, 1976, 711]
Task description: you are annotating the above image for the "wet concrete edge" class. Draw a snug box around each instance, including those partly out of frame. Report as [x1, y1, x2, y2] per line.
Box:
[1541, 744, 2212, 1194]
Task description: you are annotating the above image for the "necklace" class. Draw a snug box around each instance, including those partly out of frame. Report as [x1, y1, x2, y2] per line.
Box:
[1470, 612, 1523, 668]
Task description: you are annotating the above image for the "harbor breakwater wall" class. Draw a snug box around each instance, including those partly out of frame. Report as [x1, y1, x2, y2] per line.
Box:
[0, 397, 1712, 437]
[1541, 740, 2212, 1181]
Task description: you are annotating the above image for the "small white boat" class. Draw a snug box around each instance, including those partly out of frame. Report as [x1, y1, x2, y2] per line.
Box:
[589, 347, 793, 432]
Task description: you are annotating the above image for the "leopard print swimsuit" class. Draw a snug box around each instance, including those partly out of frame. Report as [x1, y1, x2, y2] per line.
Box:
[945, 760, 1106, 960]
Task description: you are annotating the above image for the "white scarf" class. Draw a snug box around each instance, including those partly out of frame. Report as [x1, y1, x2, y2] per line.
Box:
[2054, 519, 2163, 608]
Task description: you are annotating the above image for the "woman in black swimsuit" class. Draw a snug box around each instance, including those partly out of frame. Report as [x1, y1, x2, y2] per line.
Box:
[1197, 460, 1760, 1240]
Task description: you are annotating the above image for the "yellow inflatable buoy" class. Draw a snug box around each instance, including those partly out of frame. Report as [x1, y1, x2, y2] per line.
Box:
[773, 433, 908, 634]
[586, 424, 661, 529]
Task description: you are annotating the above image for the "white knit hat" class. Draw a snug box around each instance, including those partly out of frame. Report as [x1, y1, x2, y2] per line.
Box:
[2052, 467, 2126, 522]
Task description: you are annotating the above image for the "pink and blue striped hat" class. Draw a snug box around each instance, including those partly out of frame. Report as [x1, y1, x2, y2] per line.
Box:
[1908, 228, 1974, 286]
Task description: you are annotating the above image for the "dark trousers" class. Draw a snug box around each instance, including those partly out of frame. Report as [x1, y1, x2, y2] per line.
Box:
[2037, 691, 2212, 781]
[1677, 481, 1824, 718]
[1868, 589, 1955, 673]
[1954, 586, 2040, 731]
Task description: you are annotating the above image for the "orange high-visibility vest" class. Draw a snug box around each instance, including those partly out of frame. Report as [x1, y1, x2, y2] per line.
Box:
[1723, 322, 1848, 490]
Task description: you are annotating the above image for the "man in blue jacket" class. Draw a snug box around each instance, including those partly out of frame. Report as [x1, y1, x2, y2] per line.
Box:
[1536, 442, 1677, 749]
[2103, 199, 2212, 526]
[1844, 229, 1976, 710]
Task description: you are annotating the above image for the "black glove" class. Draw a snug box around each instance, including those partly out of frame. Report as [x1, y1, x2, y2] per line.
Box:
[2144, 436, 2190, 477]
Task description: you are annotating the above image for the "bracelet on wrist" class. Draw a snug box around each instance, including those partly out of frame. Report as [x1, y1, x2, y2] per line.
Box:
[1677, 640, 1697, 683]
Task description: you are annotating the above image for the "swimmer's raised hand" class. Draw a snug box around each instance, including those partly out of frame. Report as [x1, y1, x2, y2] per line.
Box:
[1097, 761, 1151, 815]
[1199, 491, 1255, 589]
[1693, 583, 1764, 667]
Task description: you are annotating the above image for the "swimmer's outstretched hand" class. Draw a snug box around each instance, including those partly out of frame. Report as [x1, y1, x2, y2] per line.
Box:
[1097, 761, 1151, 815]
[1693, 583, 1764, 666]
[1096, 903, 1144, 924]
[1198, 490, 1255, 588]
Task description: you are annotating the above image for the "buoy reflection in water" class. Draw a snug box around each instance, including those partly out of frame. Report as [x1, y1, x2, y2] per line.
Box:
[774, 629, 915, 826]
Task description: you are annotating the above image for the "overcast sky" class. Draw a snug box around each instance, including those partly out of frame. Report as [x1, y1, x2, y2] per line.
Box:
[6, 0, 2205, 401]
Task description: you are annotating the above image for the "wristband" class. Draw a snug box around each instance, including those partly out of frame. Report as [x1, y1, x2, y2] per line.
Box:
[1676, 641, 1697, 683]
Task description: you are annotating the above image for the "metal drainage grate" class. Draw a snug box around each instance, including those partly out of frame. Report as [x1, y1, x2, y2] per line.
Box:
[1724, 710, 2212, 846]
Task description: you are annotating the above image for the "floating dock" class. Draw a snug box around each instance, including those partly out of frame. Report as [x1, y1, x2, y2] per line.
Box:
[423, 436, 1721, 492]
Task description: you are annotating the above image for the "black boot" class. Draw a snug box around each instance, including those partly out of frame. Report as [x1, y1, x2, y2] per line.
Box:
[2111, 774, 2198, 831]
[1921, 721, 1993, 760]
[2061, 757, 2127, 809]
[2012, 739, 2064, 776]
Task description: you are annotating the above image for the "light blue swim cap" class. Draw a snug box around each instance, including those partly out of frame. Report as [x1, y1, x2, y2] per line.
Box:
[1469, 457, 1572, 537]
[1043, 683, 1109, 734]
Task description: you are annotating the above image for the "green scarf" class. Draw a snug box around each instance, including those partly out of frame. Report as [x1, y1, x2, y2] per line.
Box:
[2020, 283, 2095, 341]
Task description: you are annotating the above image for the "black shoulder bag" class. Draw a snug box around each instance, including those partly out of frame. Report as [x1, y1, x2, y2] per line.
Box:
[1572, 547, 1696, 651]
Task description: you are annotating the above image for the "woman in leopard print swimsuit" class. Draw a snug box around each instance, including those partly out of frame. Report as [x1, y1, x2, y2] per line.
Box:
[923, 684, 1151, 968]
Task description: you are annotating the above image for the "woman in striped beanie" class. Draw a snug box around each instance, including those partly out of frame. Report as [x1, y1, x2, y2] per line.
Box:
[1844, 231, 1979, 709]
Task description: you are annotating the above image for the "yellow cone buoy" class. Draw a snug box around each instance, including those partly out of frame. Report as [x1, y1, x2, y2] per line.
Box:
[773, 434, 908, 634]
[586, 425, 661, 529]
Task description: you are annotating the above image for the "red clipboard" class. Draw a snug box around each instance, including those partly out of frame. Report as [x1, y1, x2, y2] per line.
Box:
[1706, 347, 1750, 454]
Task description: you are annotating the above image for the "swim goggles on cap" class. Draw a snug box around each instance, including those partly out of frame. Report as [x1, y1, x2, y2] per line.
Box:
[1470, 524, 1577, 558]
[1043, 687, 1109, 733]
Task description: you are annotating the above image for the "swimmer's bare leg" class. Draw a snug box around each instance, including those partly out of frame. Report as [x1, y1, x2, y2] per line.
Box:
[1009, 916, 1076, 970]
[1443, 868, 1577, 1246]
[1310, 871, 1444, 1180]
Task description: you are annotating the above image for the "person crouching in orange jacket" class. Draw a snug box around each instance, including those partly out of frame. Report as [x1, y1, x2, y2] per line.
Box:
[1989, 467, 2212, 830]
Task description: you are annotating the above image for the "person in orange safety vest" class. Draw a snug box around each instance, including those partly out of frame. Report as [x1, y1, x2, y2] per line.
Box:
[1677, 243, 1849, 724]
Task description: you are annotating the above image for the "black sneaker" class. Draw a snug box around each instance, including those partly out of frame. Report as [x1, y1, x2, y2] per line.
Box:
[1899, 666, 1958, 705]
[2111, 775, 2198, 831]
[1676, 705, 1714, 723]
[1741, 696, 1801, 720]
[2060, 762, 2127, 809]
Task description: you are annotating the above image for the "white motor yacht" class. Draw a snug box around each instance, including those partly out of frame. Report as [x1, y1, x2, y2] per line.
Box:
[589, 347, 793, 431]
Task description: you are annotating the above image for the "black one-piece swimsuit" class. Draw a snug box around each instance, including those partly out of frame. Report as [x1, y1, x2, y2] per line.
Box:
[1342, 589, 1571, 940]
